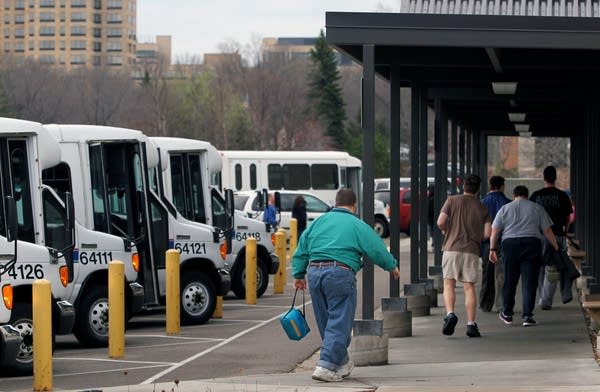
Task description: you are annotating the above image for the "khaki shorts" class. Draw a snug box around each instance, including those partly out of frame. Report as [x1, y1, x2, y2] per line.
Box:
[442, 251, 479, 283]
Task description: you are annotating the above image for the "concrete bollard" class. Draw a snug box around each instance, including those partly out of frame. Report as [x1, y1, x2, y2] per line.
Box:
[379, 297, 412, 337]
[273, 232, 286, 294]
[429, 266, 444, 294]
[350, 320, 388, 366]
[404, 283, 431, 316]
[421, 279, 439, 308]
[166, 250, 181, 334]
[245, 238, 258, 304]
[290, 218, 298, 256]
[212, 296, 223, 319]
[33, 279, 52, 392]
[108, 261, 125, 359]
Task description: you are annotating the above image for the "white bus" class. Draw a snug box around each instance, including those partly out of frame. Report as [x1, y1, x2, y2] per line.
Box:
[216, 150, 362, 206]
[216, 150, 391, 237]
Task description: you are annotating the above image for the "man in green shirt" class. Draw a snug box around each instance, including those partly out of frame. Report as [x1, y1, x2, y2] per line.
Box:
[292, 189, 400, 382]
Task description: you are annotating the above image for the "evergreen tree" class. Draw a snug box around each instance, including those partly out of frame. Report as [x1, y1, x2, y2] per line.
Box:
[307, 30, 346, 148]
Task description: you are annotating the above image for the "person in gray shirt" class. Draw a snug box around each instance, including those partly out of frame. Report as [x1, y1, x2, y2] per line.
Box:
[489, 185, 558, 327]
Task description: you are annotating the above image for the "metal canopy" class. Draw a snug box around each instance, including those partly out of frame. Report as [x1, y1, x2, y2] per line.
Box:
[326, 11, 600, 316]
[326, 12, 600, 137]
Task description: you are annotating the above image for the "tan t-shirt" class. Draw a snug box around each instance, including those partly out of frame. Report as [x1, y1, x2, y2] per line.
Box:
[440, 194, 491, 255]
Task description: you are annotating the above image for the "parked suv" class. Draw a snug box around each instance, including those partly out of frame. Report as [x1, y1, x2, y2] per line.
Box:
[375, 188, 411, 235]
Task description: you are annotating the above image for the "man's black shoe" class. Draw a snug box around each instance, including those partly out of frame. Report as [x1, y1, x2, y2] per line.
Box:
[499, 311, 513, 325]
[442, 313, 458, 336]
[523, 317, 537, 327]
[466, 323, 481, 338]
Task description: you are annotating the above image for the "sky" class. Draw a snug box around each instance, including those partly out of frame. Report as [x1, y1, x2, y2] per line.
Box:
[137, 1, 401, 62]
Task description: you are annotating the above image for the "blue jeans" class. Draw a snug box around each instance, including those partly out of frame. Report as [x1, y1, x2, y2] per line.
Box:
[307, 263, 356, 371]
[502, 237, 542, 319]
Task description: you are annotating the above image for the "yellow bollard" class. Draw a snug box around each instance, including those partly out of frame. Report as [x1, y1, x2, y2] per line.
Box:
[273, 231, 286, 294]
[245, 238, 257, 305]
[212, 296, 223, 318]
[33, 279, 52, 392]
[290, 218, 298, 256]
[166, 249, 181, 335]
[108, 260, 125, 359]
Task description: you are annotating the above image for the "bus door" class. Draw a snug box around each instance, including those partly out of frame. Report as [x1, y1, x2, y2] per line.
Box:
[89, 142, 166, 305]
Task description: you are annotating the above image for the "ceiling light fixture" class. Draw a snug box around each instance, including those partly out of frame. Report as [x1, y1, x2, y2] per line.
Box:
[514, 124, 530, 132]
[492, 82, 518, 95]
[508, 112, 526, 122]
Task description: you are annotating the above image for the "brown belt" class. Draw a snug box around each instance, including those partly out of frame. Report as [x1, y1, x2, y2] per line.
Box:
[309, 260, 352, 271]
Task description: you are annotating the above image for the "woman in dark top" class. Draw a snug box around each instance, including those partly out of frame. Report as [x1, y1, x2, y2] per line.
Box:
[292, 195, 307, 241]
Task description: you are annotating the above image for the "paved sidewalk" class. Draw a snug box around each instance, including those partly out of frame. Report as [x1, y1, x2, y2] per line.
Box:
[67, 282, 600, 392]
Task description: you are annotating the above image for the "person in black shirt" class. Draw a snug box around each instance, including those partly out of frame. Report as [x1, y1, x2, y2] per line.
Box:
[530, 166, 573, 310]
[292, 195, 307, 241]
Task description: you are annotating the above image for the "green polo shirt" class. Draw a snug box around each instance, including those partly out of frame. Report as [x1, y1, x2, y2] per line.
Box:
[292, 207, 398, 279]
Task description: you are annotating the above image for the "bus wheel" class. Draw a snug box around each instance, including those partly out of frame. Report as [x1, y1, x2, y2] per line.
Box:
[180, 271, 216, 325]
[232, 258, 269, 299]
[73, 285, 109, 348]
[8, 303, 34, 376]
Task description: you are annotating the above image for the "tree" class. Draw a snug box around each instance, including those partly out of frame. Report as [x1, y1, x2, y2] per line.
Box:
[0, 77, 14, 117]
[307, 30, 347, 148]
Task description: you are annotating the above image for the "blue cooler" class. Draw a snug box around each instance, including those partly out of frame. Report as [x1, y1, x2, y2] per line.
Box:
[280, 289, 310, 340]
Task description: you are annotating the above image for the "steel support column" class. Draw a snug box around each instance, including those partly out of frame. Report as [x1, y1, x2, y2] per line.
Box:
[451, 122, 458, 195]
[418, 86, 429, 280]
[459, 126, 466, 192]
[410, 86, 421, 284]
[433, 97, 448, 268]
[361, 44, 375, 319]
[389, 67, 401, 297]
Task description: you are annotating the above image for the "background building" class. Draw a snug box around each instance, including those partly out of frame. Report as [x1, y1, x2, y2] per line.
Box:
[262, 37, 354, 66]
[1, 0, 137, 70]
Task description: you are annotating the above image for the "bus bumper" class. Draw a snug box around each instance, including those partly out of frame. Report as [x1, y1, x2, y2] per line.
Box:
[53, 300, 76, 335]
[268, 252, 280, 274]
[0, 325, 22, 368]
[217, 269, 231, 296]
[128, 282, 145, 315]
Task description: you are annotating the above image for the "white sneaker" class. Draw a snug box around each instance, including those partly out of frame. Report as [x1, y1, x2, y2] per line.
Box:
[337, 360, 354, 378]
[312, 366, 342, 382]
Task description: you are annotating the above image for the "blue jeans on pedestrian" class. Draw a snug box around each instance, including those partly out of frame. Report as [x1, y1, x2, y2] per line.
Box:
[307, 263, 356, 371]
[502, 237, 542, 320]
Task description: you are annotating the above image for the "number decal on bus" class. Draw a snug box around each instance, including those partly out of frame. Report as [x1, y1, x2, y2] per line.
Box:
[80, 251, 114, 265]
[2, 264, 45, 280]
[174, 242, 207, 255]
[235, 231, 262, 242]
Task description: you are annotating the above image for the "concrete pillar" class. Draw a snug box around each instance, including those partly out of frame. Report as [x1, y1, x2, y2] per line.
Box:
[379, 297, 412, 338]
[404, 283, 431, 316]
[350, 320, 388, 366]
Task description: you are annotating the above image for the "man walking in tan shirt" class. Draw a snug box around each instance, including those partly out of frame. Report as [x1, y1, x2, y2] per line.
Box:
[437, 174, 491, 337]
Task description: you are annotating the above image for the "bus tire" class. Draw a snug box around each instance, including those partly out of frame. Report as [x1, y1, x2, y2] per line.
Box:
[180, 271, 216, 325]
[8, 302, 55, 376]
[73, 285, 109, 348]
[231, 258, 269, 299]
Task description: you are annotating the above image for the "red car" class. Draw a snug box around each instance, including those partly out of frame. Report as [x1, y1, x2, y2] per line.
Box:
[375, 188, 411, 235]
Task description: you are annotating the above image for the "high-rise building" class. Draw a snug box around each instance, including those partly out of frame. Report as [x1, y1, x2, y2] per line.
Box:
[1, 0, 137, 70]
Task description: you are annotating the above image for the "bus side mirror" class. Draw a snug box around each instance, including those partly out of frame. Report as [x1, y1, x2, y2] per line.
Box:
[225, 189, 234, 254]
[5, 196, 17, 243]
[256, 189, 264, 210]
[63, 191, 76, 283]
[64, 192, 75, 234]
[262, 188, 268, 210]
